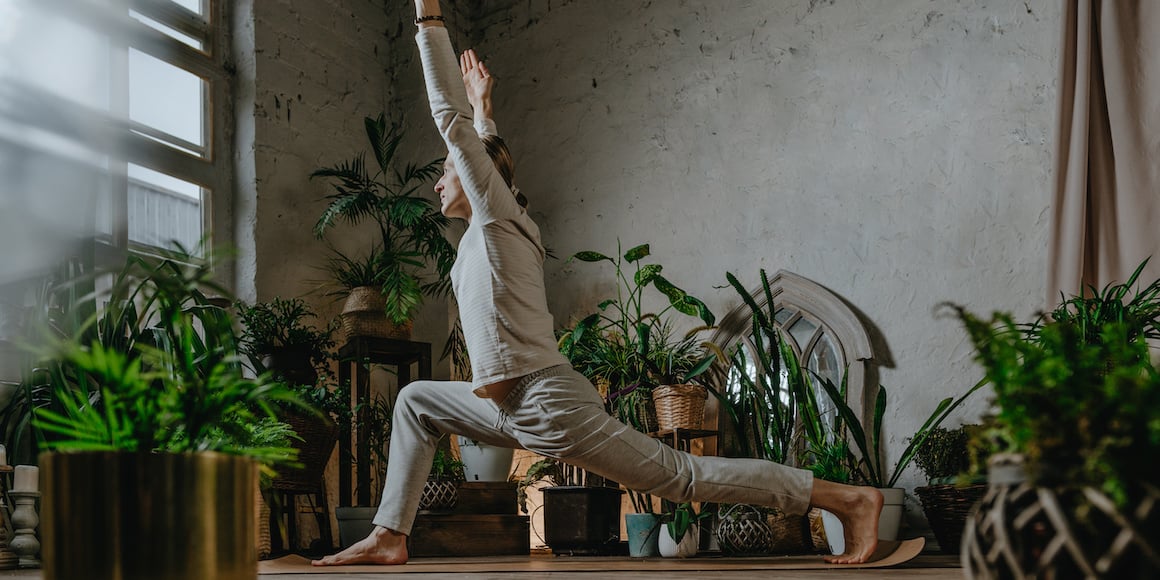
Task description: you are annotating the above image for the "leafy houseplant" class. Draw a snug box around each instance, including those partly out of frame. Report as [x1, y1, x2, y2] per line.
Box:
[420, 447, 465, 512]
[28, 248, 306, 580]
[658, 501, 710, 558]
[236, 297, 336, 387]
[312, 114, 455, 334]
[953, 301, 1160, 577]
[559, 242, 716, 515]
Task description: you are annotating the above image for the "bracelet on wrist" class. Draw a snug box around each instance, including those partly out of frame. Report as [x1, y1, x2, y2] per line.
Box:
[415, 15, 445, 25]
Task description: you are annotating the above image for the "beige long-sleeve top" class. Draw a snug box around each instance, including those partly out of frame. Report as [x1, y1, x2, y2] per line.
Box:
[417, 27, 568, 391]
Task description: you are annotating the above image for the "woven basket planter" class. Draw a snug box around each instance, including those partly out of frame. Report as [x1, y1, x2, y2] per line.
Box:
[962, 482, 1160, 578]
[717, 504, 773, 555]
[652, 384, 707, 431]
[341, 286, 412, 341]
[272, 411, 339, 494]
[763, 507, 824, 554]
[419, 480, 459, 512]
[916, 483, 986, 555]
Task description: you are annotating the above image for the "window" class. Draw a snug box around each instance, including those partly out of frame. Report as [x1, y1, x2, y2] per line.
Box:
[3, 0, 231, 258]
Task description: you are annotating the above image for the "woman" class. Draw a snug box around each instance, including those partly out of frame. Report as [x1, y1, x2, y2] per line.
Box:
[314, 0, 883, 566]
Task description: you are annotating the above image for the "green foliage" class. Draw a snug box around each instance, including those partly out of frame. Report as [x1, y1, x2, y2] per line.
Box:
[711, 269, 809, 465]
[1038, 258, 1160, 346]
[914, 426, 974, 485]
[949, 304, 1160, 506]
[516, 457, 562, 514]
[560, 241, 717, 401]
[312, 114, 455, 325]
[429, 446, 466, 482]
[355, 392, 393, 501]
[235, 297, 336, 363]
[810, 373, 985, 488]
[662, 501, 711, 544]
[26, 248, 305, 466]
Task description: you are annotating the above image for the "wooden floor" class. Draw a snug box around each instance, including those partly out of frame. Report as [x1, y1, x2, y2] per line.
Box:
[0, 555, 963, 579]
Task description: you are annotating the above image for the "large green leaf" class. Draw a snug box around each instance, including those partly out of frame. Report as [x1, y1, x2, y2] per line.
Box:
[623, 244, 650, 263]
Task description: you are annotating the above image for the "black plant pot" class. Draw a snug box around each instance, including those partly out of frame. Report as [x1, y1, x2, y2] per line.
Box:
[261, 345, 319, 386]
[542, 486, 625, 555]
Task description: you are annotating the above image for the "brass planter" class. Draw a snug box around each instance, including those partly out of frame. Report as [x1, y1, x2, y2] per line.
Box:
[41, 451, 258, 580]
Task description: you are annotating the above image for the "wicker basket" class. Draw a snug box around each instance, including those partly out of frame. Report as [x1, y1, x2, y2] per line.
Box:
[915, 483, 986, 555]
[272, 411, 339, 494]
[341, 286, 412, 341]
[419, 480, 459, 511]
[764, 507, 820, 554]
[717, 504, 774, 555]
[652, 384, 707, 431]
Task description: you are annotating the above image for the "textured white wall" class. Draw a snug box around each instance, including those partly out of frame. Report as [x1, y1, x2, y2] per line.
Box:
[439, 0, 1061, 496]
[247, 0, 1063, 541]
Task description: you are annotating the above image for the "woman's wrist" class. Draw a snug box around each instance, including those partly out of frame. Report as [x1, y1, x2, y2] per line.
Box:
[415, 0, 443, 26]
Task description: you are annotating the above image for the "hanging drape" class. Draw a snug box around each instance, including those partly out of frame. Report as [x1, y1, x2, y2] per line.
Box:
[1048, 0, 1160, 306]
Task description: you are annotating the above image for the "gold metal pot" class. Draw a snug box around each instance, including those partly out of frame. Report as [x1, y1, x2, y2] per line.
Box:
[41, 451, 258, 580]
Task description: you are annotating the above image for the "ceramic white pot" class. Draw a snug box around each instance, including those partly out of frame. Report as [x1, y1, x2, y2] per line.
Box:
[877, 487, 905, 540]
[658, 524, 699, 558]
[456, 436, 515, 482]
[820, 509, 844, 555]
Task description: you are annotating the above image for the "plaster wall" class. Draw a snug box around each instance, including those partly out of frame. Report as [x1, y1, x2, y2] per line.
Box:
[419, 0, 1062, 497]
[244, 0, 455, 364]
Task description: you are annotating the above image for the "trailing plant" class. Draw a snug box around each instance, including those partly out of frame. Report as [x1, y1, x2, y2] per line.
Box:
[949, 305, 1160, 507]
[312, 114, 455, 325]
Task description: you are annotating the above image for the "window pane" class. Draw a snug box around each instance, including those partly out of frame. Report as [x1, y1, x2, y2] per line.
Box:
[129, 48, 204, 147]
[130, 10, 202, 50]
[1, 2, 111, 112]
[127, 163, 203, 253]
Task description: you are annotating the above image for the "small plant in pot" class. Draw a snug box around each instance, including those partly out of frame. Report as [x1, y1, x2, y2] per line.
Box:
[949, 279, 1160, 578]
[420, 446, 465, 512]
[518, 457, 625, 556]
[28, 248, 306, 580]
[658, 501, 710, 558]
[312, 114, 456, 340]
[912, 425, 988, 555]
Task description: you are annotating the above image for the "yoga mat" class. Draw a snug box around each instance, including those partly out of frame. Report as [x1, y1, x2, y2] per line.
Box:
[259, 537, 925, 574]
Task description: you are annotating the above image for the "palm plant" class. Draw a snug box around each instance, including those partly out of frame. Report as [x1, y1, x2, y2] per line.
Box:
[312, 114, 456, 325]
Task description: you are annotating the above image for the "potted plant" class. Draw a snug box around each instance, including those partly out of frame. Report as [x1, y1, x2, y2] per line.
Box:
[236, 297, 336, 387]
[420, 445, 465, 512]
[950, 263, 1160, 577]
[312, 114, 456, 340]
[912, 425, 988, 555]
[658, 501, 710, 558]
[517, 457, 625, 556]
[28, 248, 305, 580]
[562, 242, 716, 434]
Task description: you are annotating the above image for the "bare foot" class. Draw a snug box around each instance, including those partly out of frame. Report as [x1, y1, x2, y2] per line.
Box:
[822, 486, 883, 564]
[311, 526, 408, 566]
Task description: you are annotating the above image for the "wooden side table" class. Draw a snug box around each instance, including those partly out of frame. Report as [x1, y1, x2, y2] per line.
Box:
[337, 337, 432, 507]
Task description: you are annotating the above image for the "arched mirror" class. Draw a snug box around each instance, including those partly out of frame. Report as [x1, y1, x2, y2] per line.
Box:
[704, 271, 876, 462]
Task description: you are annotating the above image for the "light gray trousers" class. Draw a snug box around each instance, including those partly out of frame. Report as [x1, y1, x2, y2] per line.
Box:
[373, 365, 814, 535]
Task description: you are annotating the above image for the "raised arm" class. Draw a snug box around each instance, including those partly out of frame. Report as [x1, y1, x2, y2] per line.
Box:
[415, 1, 518, 222]
[460, 49, 498, 137]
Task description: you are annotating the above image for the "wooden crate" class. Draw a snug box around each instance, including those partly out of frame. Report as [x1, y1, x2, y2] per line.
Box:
[456, 481, 518, 515]
[409, 514, 530, 557]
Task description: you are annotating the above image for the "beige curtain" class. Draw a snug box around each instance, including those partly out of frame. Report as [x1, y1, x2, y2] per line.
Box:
[1048, 1, 1160, 306]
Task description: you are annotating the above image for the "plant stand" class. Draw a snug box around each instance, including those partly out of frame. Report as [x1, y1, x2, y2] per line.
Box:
[336, 337, 431, 508]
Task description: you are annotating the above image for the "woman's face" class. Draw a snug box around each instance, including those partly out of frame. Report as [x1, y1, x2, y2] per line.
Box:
[435, 157, 471, 221]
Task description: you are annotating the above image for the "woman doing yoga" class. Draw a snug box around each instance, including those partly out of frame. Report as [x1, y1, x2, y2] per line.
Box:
[313, 0, 884, 566]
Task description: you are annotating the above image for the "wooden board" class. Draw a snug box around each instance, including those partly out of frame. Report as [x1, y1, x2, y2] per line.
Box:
[456, 481, 518, 515]
[408, 514, 530, 557]
[260, 537, 926, 574]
